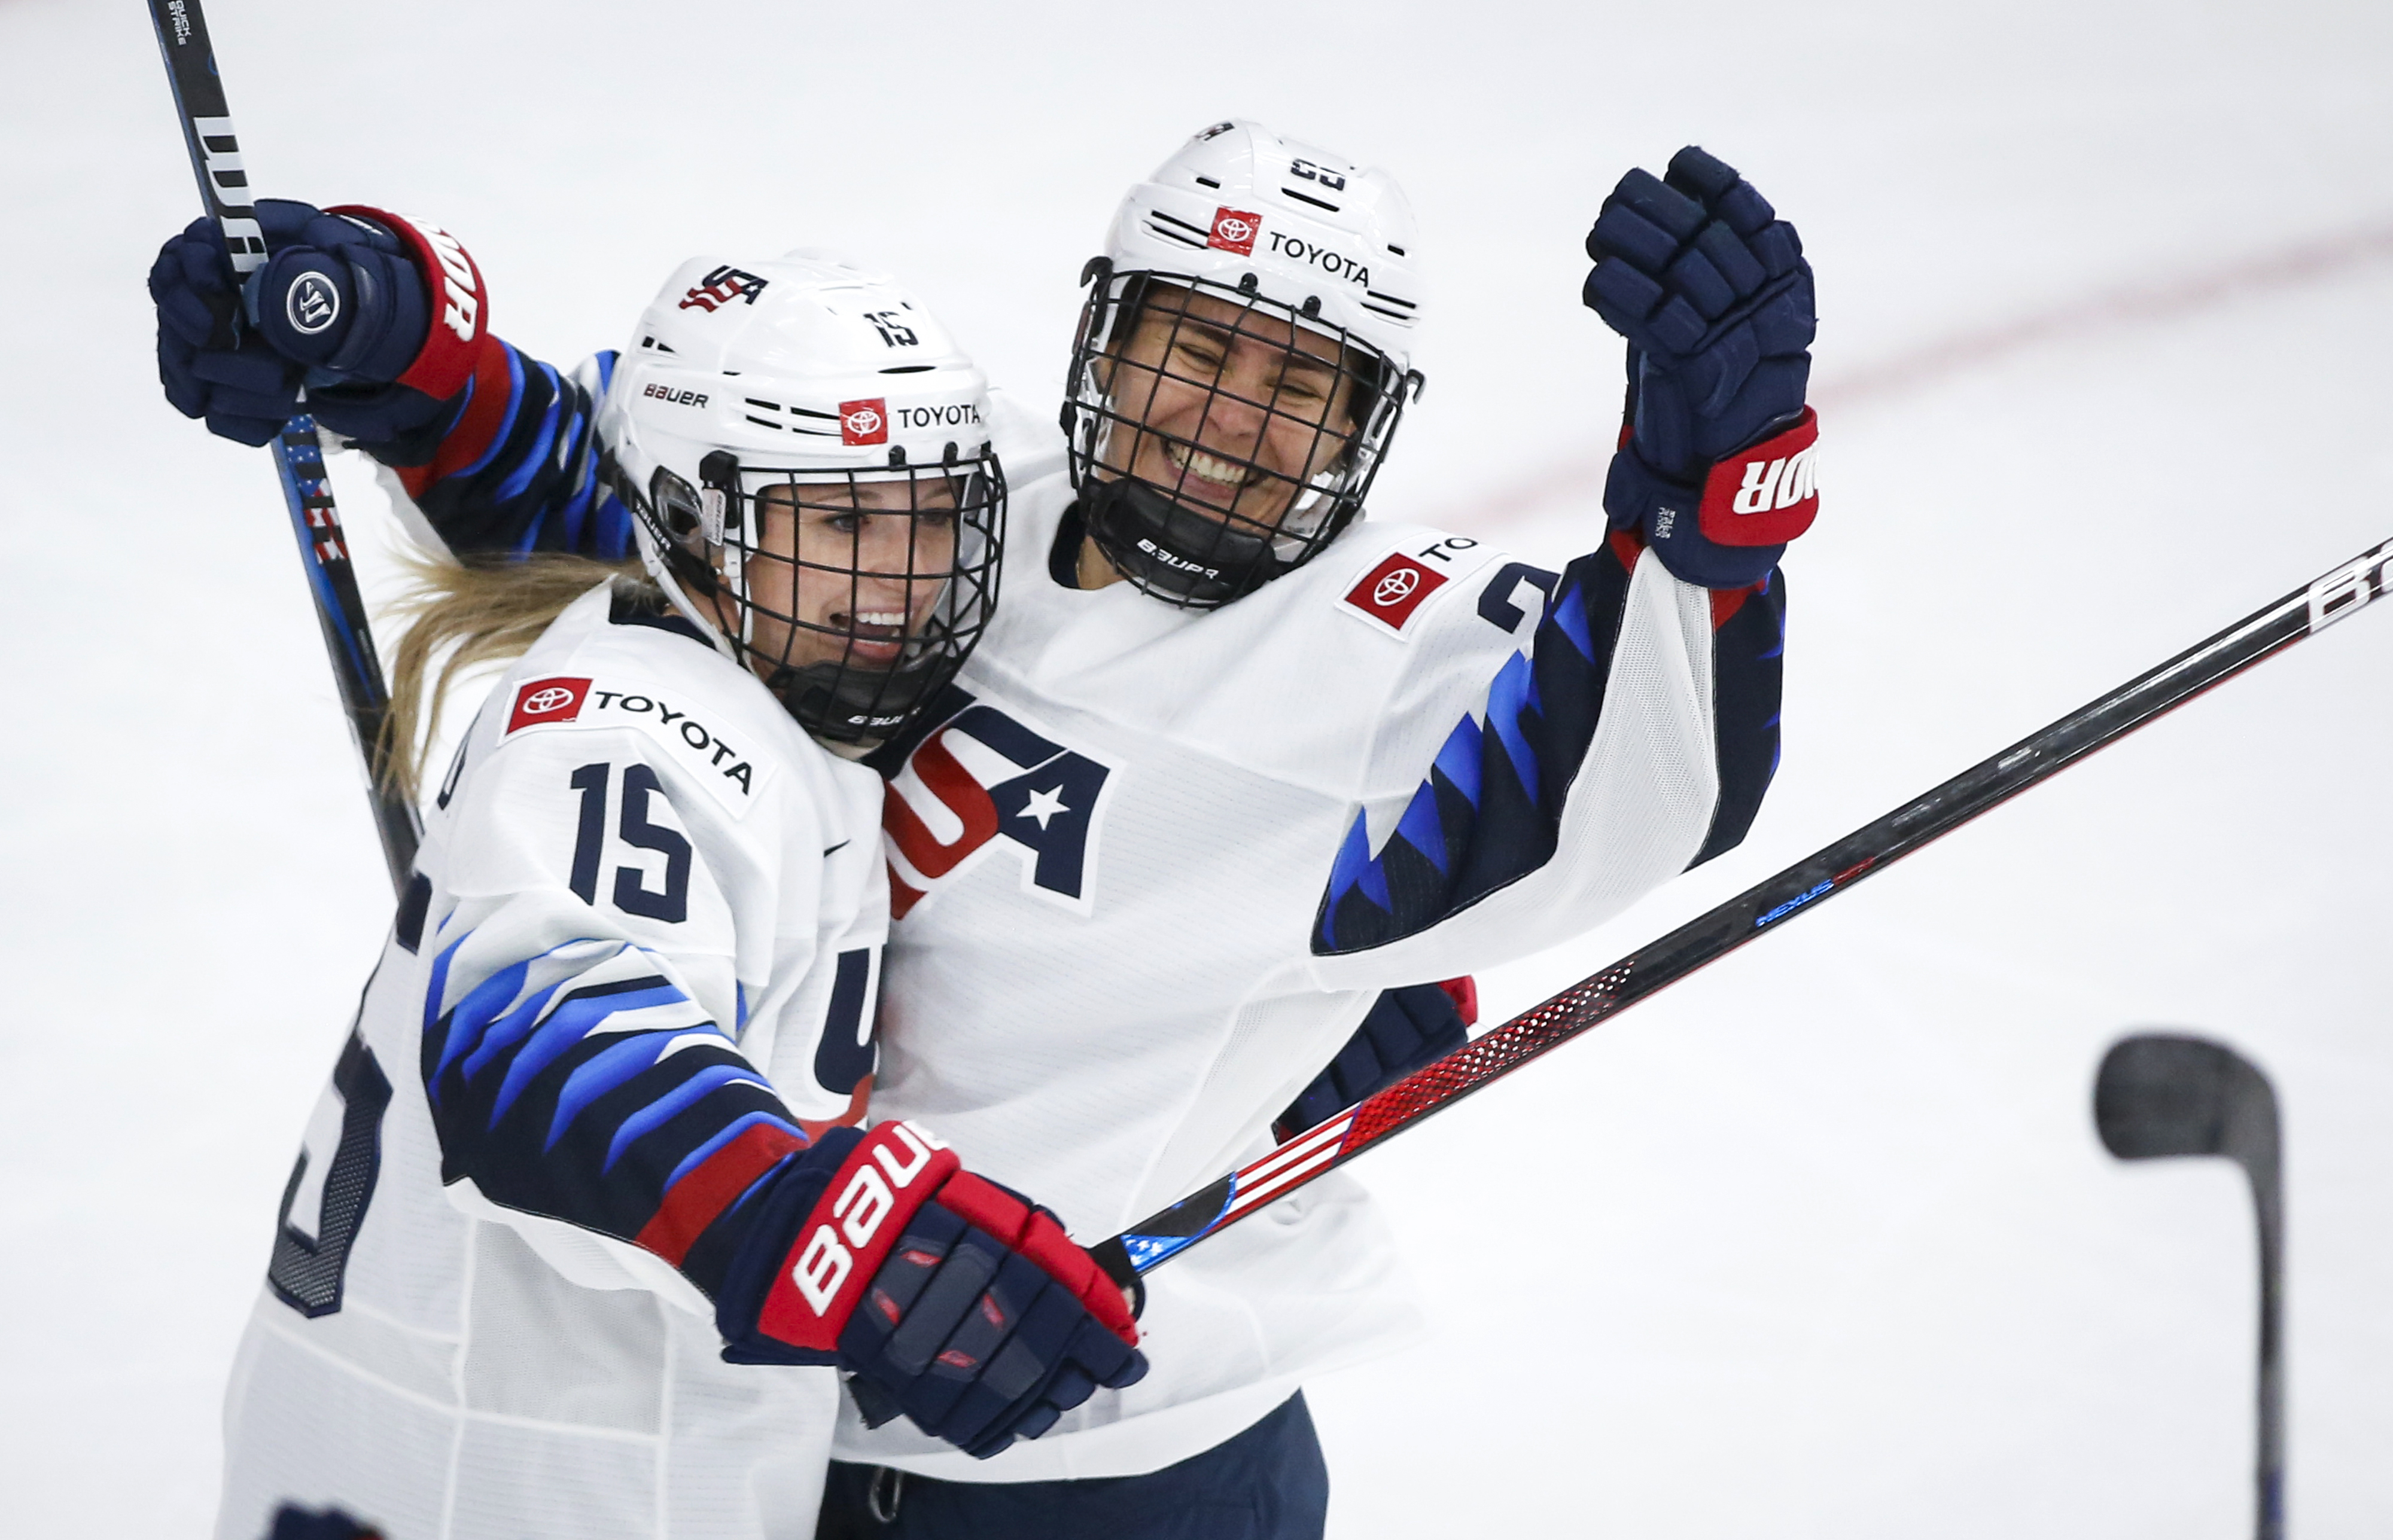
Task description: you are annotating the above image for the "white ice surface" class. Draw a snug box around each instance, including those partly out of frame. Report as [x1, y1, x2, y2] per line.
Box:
[2, 0, 2390, 1534]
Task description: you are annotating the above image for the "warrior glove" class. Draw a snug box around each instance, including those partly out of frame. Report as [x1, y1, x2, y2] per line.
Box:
[1584, 147, 1818, 588]
[716, 1121, 1146, 1460]
[148, 199, 486, 451]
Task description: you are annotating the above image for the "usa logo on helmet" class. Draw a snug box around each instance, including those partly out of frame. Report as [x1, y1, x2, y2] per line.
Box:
[1208, 207, 1261, 257]
[839, 399, 889, 447]
[678, 266, 770, 313]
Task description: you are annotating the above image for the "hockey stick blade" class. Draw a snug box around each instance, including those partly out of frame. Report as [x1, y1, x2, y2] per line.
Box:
[2095, 1032, 2285, 1540]
[146, 0, 421, 895]
[1091, 537, 2393, 1286]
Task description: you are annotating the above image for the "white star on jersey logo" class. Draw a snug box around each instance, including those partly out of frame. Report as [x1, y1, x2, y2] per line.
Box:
[1017, 785, 1070, 829]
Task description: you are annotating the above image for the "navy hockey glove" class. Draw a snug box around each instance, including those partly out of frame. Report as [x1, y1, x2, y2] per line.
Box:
[1274, 980, 1475, 1141]
[717, 1121, 1146, 1460]
[263, 1505, 380, 1540]
[1584, 147, 1817, 588]
[149, 200, 488, 450]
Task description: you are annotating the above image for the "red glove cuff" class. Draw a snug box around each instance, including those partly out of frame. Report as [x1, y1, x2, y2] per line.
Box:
[324, 204, 489, 401]
[753, 1120, 959, 1354]
[1698, 407, 1819, 547]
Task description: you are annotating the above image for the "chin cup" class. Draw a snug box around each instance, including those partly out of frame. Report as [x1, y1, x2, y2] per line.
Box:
[768, 656, 941, 748]
[1079, 475, 1289, 609]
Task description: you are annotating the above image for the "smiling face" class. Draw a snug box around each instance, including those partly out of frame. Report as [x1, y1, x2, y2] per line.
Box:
[1092, 283, 1368, 538]
[711, 474, 961, 679]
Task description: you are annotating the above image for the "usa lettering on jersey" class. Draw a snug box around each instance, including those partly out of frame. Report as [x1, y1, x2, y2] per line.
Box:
[883, 691, 1117, 919]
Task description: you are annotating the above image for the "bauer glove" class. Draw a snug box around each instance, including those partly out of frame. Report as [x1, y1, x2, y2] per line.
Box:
[1584, 146, 1818, 588]
[715, 1121, 1146, 1460]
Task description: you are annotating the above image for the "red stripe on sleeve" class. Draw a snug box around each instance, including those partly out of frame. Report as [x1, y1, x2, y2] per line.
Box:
[393, 336, 514, 501]
[635, 1123, 808, 1267]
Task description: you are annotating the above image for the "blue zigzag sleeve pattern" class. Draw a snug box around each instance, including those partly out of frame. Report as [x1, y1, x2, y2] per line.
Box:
[419, 929, 810, 1298]
[1694, 569, 1786, 865]
[1313, 544, 1785, 956]
[392, 344, 633, 564]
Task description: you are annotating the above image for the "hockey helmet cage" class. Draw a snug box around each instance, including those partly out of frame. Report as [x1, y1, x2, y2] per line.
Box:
[1063, 120, 1426, 607]
[597, 252, 1004, 748]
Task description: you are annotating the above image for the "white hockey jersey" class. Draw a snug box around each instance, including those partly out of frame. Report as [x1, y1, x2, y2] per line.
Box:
[215, 583, 891, 1540]
[839, 397, 1786, 1481]
[388, 350, 1788, 1487]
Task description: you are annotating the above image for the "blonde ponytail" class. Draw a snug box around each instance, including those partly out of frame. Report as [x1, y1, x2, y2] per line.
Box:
[379, 550, 653, 803]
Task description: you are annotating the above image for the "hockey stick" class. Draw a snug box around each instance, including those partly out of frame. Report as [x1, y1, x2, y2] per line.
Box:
[2096, 1033, 2285, 1540]
[1092, 537, 2393, 1285]
[146, 0, 419, 896]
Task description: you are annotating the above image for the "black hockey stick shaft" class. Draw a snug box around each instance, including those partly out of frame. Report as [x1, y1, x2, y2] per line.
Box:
[146, 0, 419, 895]
[1095, 538, 2393, 1282]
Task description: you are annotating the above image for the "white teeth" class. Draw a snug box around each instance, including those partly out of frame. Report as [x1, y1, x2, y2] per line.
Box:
[1168, 441, 1250, 488]
[853, 611, 907, 626]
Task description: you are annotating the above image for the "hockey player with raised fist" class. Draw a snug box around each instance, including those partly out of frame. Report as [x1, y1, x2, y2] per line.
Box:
[154, 126, 1816, 1540]
[195, 257, 1142, 1540]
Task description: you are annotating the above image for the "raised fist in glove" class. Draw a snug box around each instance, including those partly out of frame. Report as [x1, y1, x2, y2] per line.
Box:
[716, 1120, 1146, 1459]
[148, 199, 486, 449]
[1584, 146, 1817, 588]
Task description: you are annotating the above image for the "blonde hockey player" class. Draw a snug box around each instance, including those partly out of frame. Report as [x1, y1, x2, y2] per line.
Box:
[177, 250, 1142, 1540]
[152, 126, 1817, 1539]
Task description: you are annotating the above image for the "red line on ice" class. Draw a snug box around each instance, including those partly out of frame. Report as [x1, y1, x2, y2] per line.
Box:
[1441, 218, 2393, 534]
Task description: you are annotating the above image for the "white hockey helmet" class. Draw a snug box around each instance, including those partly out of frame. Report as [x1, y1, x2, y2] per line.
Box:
[1062, 120, 1427, 607]
[597, 252, 1004, 748]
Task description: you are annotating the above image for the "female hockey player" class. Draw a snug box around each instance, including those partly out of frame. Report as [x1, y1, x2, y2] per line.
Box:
[166, 244, 1144, 1540]
[151, 125, 1817, 1540]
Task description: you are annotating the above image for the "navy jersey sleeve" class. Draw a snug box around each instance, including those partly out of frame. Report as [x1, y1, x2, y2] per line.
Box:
[361, 342, 635, 563]
[420, 927, 809, 1295]
[1313, 530, 1783, 972]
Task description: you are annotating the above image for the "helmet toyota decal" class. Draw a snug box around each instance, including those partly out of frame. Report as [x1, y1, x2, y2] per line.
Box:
[1264, 228, 1369, 287]
[1207, 208, 1261, 256]
[839, 399, 888, 446]
[678, 265, 769, 312]
[891, 401, 984, 431]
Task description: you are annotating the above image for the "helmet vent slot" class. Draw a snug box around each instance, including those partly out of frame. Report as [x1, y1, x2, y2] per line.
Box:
[1194, 175, 1221, 189]
[1281, 187, 1341, 214]
[880, 364, 935, 374]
